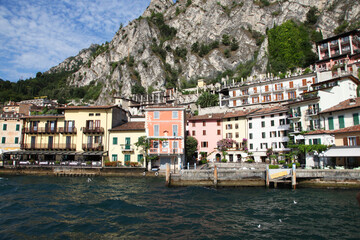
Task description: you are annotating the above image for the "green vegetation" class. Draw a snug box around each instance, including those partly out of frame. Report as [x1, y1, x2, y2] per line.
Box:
[222, 34, 231, 46]
[185, 136, 198, 162]
[267, 20, 317, 75]
[180, 78, 197, 89]
[230, 38, 239, 51]
[151, 41, 167, 61]
[334, 21, 349, 35]
[91, 42, 109, 59]
[254, 0, 270, 7]
[174, 47, 188, 61]
[186, 0, 192, 7]
[131, 83, 146, 95]
[148, 12, 177, 43]
[224, 49, 231, 58]
[196, 91, 219, 108]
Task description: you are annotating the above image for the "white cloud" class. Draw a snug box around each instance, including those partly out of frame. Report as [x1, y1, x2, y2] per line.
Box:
[0, 0, 150, 81]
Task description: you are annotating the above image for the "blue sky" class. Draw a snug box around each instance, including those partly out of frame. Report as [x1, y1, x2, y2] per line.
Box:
[0, 0, 155, 82]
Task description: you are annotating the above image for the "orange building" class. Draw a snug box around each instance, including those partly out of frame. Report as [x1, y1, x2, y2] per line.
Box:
[145, 106, 185, 172]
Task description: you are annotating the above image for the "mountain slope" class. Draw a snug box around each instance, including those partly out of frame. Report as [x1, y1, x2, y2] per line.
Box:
[46, 0, 360, 104]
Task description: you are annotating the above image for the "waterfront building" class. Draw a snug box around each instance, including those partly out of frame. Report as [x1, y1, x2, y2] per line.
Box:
[220, 73, 317, 108]
[188, 113, 225, 162]
[222, 110, 254, 162]
[288, 74, 360, 142]
[145, 106, 186, 172]
[0, 113, 22, 152]
[316, 29, 360, 74]
[247, 106, 290, 162]
[16, 105, 127, 165]
[108, 121, 146, 167]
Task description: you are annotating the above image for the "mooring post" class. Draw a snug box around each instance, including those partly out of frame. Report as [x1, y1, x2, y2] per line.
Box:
[194, 163, 196, 170]
[266, 165, 270, 188]
[165, 163, 171, 187]
[292, 163, 296, 189]
[214, 165, 218, 187]
[187, 162, 190, 169]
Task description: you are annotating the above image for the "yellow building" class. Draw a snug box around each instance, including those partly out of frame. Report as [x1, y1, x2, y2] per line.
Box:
[0, 113, 22, 151]
[109, 121, 145, 166]
[12, 105, 127, 165]
[222, 110, 253, 162]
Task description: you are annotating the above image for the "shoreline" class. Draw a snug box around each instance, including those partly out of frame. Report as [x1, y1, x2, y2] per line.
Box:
[1, 167, 360, 189]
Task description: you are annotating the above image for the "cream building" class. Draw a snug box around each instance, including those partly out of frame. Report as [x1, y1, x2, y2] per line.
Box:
[0, 113, 22, 152]
[109, 121, 146, 166]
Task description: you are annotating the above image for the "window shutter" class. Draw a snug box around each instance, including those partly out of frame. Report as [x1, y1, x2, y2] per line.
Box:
[318, 138, 321, 144]
[356, 137, 360, 146]
[343, 137, 348, 146]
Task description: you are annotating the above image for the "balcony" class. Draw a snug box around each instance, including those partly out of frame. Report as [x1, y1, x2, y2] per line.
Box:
[121, 145, 135, 153]
[320, 43, 328, 50]
[58, 127, 77, 134]
[298, 84, 308, 89]
[330, 41, 339, 48]
[23, 127, 58, 134]
[273, 86, 284, 92]
[290, 126, 302, 133]
[306, 108, 320, 116]
[289, 112, 301, 119]
[249, 90, 259, 95]
[82, 143, 104, 151]
[21, 143, 76, 150]
[83, 127, 104, 134]
[149, 148, 183, 155]
[286, 85, 298, 91]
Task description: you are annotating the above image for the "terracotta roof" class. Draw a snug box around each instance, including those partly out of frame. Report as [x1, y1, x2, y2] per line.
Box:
[320, 97, 360, 114]
[331, 125, 360, 134]
[189, 113, 225, 121]
[224, 109, 255, 118]
[21, 115, 64, 119]
[248, 106, 288, 116]
[110, 122, 145, 131]
[57, 105, 117, 110]
[304, 130, 332, 135]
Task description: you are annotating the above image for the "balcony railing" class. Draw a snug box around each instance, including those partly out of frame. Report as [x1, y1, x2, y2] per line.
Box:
[289, 112, 301, 118]
[273, 86, 284, 92]
[121, 145, 134, 152]
[23, 127, 58, 134]
[82, 143, 104, 151]
[83, 127, 104, 134]
[58, 127, 77, 134]
[149, 148, 183, 154]
[21, 143, 76, 150]
[306, 108, 320, 116]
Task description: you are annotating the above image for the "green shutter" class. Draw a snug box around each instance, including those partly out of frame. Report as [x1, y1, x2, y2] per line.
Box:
[3, 124, 7, 131]
[125, 155, 130, 162]
[339, 115, 345, 129]
[125, 137, 130, 149]
[15, 137, 19, 144]
[16, 124, 20, 131]
[112, 154, 117, 161]
[1, 137, 5, 144]
[328, 117, 334, 130]
[318, 138, 321, 144]
[137, 154, 143, 162]
[309, 139, 312, 145]
[113, 137, 118, 145]
[353, 113, 359, 125]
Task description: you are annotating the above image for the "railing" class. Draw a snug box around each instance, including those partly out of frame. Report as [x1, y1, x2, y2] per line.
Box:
[83, 127, 104, 134]
[82, 143, 104, 151]
[289, 112, 301, 118]
[330, 41, 338, 47]
[306, 108, 320, 116]
[58, 127, 77, 134]
[21, 143, 76, 150]
[320, 44, 328, 49]
[23, 127, 58, 134]
[149, 148, 183, 154]
[121, 145, 134, 152]
[273, 86, 284, 92]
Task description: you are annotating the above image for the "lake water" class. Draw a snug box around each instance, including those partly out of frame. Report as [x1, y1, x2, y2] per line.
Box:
[0, 176, 359, 239]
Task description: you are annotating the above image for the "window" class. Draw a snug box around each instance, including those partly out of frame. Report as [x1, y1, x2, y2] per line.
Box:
[271, 120, 274, 126]
[348, 137, 357, 146]
[262, 132, 266, 138]
[201, 142, 208, 148]
[89, 113, 94, 116]
[203, 121, 206, 126]
[15, 137, 19, 144]
[112, 154, 118, 161]
[235, 132, 239, 138]
[125, 155, 130, 162]
[235, 117, 239, 121]
[249, 133, 253, 139]
[137, 154, 143, 162]
[154, 125, 159, 136]
[162, 141, 169, 150]
[94, 136, 102, 143]
[16, 124, 20, 131]
[313, 138, 321, 145]
[353, 113, 359, 125]
[226, 124, 232, 130]
[271, 114, 274, 118]
[249, 123, 252, 129]
[172, 111, 178, 119]
[113, 137, 118, 145]
[192, 122, 195, 127]
[217, 121, 221, 126]
[338, 115, 345, 129]
[250, 143, 253, 150]
[203, 130, 206, 135]
[153, 141, 159, 149]
[217, 129, 221, 135]
[226, 133, 233, 138]
[125, 137, 131, 149]
[279, 119, 285, 125]
[173, 125, 178, 136]
[173, 141, 179, 151]
[2, 137, 6, 144]
[192, 130, 195, 136]
[3, 124, 7, 131]
[261, 121, 265, 128]
[328, 117, 334, 130]
[235, 124, 239, 129]
[95, 113, 100, 116]
[154, 111, 160, 119]
[261, 116, 265, 119]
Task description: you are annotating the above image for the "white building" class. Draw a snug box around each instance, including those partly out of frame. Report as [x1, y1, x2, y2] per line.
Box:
[247, 106, 290, 162]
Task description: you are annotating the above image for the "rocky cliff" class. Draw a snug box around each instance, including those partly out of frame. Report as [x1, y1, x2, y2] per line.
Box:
[47, 0, 360, 104]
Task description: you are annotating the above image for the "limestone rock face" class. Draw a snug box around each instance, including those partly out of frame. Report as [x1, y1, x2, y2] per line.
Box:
[47, 0, 360, 104]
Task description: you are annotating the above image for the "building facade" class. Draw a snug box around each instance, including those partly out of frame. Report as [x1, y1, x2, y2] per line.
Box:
[145, 106, 185, 172]
[0, 113, 22, 152]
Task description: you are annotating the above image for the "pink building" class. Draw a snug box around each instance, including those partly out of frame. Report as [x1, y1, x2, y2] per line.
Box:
[145, 106, 185, 172]
[316, 29, 360, 73]
[188, 113, 225, 162]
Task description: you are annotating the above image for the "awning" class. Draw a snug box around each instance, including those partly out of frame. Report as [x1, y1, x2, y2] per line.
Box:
[323, 147, 360, 157]
[4, 150, 107, 156]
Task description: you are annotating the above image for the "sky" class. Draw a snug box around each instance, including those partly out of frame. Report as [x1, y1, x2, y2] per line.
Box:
[0, 0, 155, 82]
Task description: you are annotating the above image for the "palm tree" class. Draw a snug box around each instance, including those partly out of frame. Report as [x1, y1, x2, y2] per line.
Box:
[196, 91, 218, 108]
